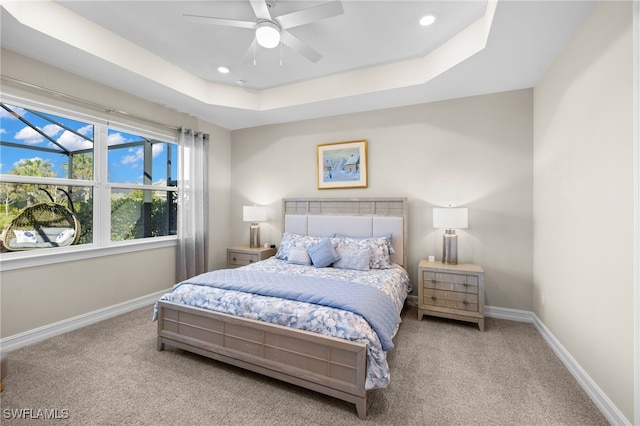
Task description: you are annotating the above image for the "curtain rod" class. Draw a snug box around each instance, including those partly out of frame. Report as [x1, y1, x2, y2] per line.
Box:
[1, 75, 181, 132]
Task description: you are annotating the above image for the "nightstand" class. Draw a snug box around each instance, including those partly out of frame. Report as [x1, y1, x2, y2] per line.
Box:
[417, 260, 485, 331]
[227, 246, 277, 268]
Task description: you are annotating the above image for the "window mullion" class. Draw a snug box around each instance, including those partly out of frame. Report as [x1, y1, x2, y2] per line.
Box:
[93, 123, 109, 246]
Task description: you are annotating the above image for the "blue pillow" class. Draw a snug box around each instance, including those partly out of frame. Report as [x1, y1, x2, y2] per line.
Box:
[333, 248, 370, 271]
[307, 238, 341, 268]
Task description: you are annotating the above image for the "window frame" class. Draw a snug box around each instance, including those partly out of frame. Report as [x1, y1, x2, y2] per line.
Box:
[0, 94, 179, 272]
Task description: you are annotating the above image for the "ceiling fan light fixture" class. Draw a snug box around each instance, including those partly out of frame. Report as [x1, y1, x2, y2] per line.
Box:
[256, 21, 281, 49]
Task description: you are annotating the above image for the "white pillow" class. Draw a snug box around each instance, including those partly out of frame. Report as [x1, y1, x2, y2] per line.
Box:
[334, 236, 394, 269]
[333, 248, 370, 271]
[275, 232, 324, 260]
[14, 230, 37, 244]
[56, 228, 75, 244]
[286, 247, 311, 265]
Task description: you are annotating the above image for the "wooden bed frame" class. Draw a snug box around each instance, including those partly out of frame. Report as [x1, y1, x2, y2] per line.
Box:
[157, 198, 408, 419]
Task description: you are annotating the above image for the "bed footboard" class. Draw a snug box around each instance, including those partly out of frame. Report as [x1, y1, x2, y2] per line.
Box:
[156, 300, 369, 419]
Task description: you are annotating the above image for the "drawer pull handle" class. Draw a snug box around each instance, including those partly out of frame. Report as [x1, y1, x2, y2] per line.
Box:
[431, 279, 436, 284]
[431, 296, 436, 301]
[232, 257, 237, 261]
[463, 300, 468, 305]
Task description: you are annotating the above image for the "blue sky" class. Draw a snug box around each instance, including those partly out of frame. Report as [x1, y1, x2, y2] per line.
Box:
[0, 104, 177, 185]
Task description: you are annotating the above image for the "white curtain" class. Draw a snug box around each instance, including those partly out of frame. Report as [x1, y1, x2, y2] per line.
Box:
[176, 128, 209, 281]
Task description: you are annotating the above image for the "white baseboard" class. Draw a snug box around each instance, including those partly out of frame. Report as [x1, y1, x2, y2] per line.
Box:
[485, 306, 630, 425]
[0, 289, 170, 352]
[531, 312, 631, 426]
[1, 296, 631, 425]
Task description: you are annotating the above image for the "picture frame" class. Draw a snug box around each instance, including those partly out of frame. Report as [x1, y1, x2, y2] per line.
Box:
[317, 139, 368, 189]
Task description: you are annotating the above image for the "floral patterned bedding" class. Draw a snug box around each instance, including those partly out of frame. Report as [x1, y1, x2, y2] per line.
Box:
[155, 257, 410, 389]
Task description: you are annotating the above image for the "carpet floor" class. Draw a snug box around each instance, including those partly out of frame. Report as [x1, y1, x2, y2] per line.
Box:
[0, 304, 609, 425]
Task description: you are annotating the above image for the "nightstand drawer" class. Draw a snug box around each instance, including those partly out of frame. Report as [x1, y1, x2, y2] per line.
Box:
[227, 246, 277, 269]
[422, 271, 478, 285]
[423, 288, 479, 312]
[422, 271, 479, 294]
[228, 252, 258, 267]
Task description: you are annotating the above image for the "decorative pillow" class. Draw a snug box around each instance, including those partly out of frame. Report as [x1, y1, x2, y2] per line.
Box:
[14, 230, 38, 244]
[333, 247, 370, 271]
[275, 232, 324, 260]
[307, 238, 341, 268]
[335, 236, 394, 269]
[333, 233, 396, 254]
[55, 228, 75, 245]
[286, 247, 311, 266]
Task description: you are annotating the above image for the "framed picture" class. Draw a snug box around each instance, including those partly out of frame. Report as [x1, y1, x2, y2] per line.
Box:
[317, 139, 368, 189]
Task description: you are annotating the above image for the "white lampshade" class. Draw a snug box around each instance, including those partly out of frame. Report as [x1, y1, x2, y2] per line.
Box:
[243, 206, 267, 222]
[256, 21, 280, 49]
[433, 208, 468, 229]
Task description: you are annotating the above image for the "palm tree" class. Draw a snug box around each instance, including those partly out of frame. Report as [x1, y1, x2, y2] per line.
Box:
[62, 153, 93, 180]
[9, 158, 56, 206]
[11, 157, 55, 178]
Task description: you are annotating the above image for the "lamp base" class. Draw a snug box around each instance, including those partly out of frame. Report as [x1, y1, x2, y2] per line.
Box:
[249, 223, 260, 248]
[442, 230, 458, 265]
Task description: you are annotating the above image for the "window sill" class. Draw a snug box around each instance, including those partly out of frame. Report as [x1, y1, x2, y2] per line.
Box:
[0, 237, 178, 272]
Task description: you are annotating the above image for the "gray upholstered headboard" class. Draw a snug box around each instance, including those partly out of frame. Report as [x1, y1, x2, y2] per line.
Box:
[282, 198, 408, 268]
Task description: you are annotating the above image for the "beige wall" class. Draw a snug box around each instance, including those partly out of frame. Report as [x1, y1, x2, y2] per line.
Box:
[0, 49, 232, 338]
[230, 89, 534, 309]
[533, 1, 634, 422]
[1, 248, 175, 336]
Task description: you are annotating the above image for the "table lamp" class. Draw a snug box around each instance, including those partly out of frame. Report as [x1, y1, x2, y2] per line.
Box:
[243, 205, 267, 248]
[433, 207, 468, 265]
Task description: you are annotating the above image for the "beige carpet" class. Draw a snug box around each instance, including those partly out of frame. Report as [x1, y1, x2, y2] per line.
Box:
[0, 305, 608, 425]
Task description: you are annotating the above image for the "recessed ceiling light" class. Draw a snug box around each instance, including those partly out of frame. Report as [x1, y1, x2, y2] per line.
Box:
[236, 80, 246, 86]
[419, 13, 437, 27]
[217, 66, 230, 74]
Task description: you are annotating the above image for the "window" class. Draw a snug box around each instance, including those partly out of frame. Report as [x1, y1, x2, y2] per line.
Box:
[107, 128, 177, 240]
[0, 98, 178, 256]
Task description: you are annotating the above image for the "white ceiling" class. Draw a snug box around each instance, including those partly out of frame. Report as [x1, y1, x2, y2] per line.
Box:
[0, 0, 596, 130]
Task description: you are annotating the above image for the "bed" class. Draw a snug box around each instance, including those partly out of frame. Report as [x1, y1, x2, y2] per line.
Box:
[155, 198, 409, 418]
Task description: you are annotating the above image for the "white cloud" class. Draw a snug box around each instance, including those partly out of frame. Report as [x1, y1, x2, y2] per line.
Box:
[14, 123, 62, 145]
[152, 143, 164, 158]
[77, 124, 93, 136]
[120, 143, 165, 164]
[56, 130, 93, 151]
[42, 124, 62, 138]
[14, 126, 45, 145]
[121, 147, 143, 165]
[108, 132, 128, 146]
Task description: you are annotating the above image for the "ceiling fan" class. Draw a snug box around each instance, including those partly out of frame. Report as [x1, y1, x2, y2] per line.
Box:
[183, 0, 344, 63]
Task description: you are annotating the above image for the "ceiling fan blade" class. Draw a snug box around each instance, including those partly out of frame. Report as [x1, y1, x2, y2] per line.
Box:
[183, 14, 256, 29]
[277, 1, 344, 30]
[249, 0, 272, 21]
[280, 31, 322, 63]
